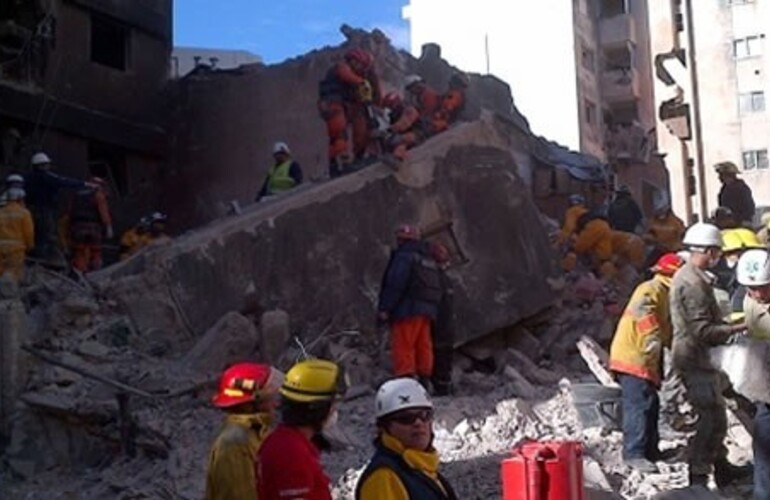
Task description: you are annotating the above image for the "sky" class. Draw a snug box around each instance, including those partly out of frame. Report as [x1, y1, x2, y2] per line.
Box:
[173, 0, 410, 64]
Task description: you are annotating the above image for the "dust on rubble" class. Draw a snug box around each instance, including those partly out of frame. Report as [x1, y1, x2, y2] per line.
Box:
[0, 269, 754, 499]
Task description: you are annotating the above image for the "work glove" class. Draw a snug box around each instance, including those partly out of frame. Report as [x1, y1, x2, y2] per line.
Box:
[105, 225, 114, 239]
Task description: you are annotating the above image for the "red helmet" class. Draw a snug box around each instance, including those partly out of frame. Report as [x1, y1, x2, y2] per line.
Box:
[652, 253, 684, 277]
[212, 362, 276, 408]
[383, 91, 402, 110]
[396, 224, 421, 241]
[345, 48, 373, 70]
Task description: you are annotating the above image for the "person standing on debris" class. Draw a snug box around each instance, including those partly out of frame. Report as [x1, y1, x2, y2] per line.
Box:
[608, 185, 643, 233]
[715, 161, 755, 227]
[430, 243, 454, 396]
[669, 222, 753, 487]
[318, 48, 381, 178]
[119, 216, 151, 260]
[609, 253, 684, 473]
[0, 187, 33, 281]
[206, 362, 283, 500]
[355, 378, 457, 500]
[256, 142, 303, 201]
[378, 225, 442, 387]
[381, 91, 423, 163]
[735, 249, 770, 499]
[258, 359, 343, 500]
[66, 177, 113, 272]
[24, 152, 89, 260]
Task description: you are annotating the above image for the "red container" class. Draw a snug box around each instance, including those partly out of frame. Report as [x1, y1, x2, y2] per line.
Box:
[501, 440, 584, 500]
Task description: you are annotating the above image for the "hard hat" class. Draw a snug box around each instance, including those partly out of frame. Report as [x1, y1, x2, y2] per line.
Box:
[5, 187, 25, 201]
[212, 362, 282, 408]
[676, 250, 691, 262]
[736, 248, 770, 287]
[568, 194, 585, 206]
[396, 224, 421, 240]
[30, 152, 51, 166]
[272, 142, 290, 155]
[651, 253, 684, 277]
[375, 377, 433, 419]
[383, 91, 402, 110]
[404, 74, 424, 89]
[5, 174, 24, 186]
[683, 222, 723, 248]
[150, 212, 168, 222]
[449, 72, 470, 89]
[721, 228, 762, 253]
[715, 161, 740, 175]
[280, 359, 343, 403]
[345, 48, 373, 70]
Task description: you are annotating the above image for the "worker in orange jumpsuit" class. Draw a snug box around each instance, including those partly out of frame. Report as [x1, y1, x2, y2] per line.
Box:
[318, 48, 381, 178]
[67, 177, 113, 272]
[573, 214, 615, 278]
[382, 91, 424, 162]
[558, 194, 589, 245]
[430, 72, 469, 134]
[612, 230, 647, 271]
[404, 75, 440, 124]
[0, 187, 34, 281]
[645, 204, 686, 253]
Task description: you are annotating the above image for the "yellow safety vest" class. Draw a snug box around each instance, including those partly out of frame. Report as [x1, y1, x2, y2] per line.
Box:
[266, 160, 296, 195]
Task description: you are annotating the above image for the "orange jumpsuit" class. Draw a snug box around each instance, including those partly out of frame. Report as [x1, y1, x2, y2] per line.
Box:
[558, 205, 589, 245]
[574, 218, 614, 264]
[318, 62, 381, 163]
[68, 187, 111, 272]
[0, 201, 34, 281]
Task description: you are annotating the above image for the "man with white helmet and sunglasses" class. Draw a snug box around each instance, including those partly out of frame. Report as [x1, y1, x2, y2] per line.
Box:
[355, 377, 456, 500]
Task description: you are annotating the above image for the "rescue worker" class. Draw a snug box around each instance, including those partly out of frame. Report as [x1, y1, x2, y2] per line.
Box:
[430, 243, 454, 396]
[712, 206, 738, 230]
[67, 177, 113, 272]
[735, 249, 770, 499]
[0, 187, 33, 281]
[611, 230, 646, 271]
[608, 185, 643, 233]
[714, 227, 762, 312]
[644, 202, 686, 254]
[119, 216, 151, 260]
[355, 378, 457, 499]
[404, 75, 440, 123]
[256, 142, 303, 201]
[715, 161, 755, 227]
[258, 359, 342, 500]
[572, 212, 615, 278]
[206, 362, 283, 500]
[377, 225, 442, 386]
[558, 194, 589, 245]
[429, 72, 469, 135]
[669, 222, 752, 487]
[609, 253, 684, 473]
[0, 173, 24, 207]
[382, 91, 423, 162]
[318, 48, 381, 177]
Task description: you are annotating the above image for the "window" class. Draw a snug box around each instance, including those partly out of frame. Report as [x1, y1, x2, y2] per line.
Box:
[600, 0, 629, 18]
[603, 45, 634, 71]
[742, 149, 769, 170]
[733, 35, 764, 59]
[581, 45, 595, 71]
[91, 13, 129, 70]
[584, 99, 597, 125]
[739, 91, 766, 113]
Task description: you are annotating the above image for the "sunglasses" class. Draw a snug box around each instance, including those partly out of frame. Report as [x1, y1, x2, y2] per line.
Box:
[389, 409, 434, 425]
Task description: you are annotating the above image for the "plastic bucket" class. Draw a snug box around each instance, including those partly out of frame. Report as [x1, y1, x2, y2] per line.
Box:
[570, 383, 622, 431]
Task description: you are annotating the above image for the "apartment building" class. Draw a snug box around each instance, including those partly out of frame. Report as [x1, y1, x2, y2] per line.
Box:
[650, 0, 770, 222]
[404, 0, 668, 211]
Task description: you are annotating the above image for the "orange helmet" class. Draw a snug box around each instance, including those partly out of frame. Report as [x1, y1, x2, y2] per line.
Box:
[345, 48, 373, 70]
[396, 224, 421, 241]
[383, 91, 402, 110]
[212, 362, 278, 408]
[652, 253, 684, 277]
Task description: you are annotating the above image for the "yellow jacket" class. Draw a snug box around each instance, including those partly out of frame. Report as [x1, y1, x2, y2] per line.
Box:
[611, 230, 646, 269]
[573, 218, 613, 262]
[0, 201, 34, 252]
[119, 228, 151, 259]
[205, 413, 273, 500]
[646, 213, 685, 252]
[609, 274, 673, 386]
[559, 205, 588, 243]
[357, 432, 447, 500]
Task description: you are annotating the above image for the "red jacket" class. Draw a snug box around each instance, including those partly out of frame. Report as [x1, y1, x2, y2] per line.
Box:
[258, 425, 332, 500]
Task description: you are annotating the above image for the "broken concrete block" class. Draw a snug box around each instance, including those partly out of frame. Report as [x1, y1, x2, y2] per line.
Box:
[0, 294, 28, 440]
[183, 311, 260, 373]
[260, 310, 290, 365]
[504, 326, 543, 360]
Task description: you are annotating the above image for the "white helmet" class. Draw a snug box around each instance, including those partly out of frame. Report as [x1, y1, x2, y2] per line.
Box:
[30, 152, 51, 166]
[272, 141, 290, 155]
[6, 188, 25, 201]
[404, 74, 424, 89]
[5, 174, 24, 186]
[375, 378, 433, 419]
[737, 249, 770, 287]
[683, 222, 723, 249]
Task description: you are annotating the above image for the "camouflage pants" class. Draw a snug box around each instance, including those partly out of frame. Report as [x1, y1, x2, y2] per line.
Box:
[680, 369, 729, 475]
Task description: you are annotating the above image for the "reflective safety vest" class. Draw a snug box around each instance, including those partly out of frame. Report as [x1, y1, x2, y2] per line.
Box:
[266, 160, 296, 195]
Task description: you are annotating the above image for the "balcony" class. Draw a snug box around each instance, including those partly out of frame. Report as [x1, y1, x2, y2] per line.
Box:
[600, 14, 636, 47]
[605, 122, 652, 164]
[601, 68, 641, 103]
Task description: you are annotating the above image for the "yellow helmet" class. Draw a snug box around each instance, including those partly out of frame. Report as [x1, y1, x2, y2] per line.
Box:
[280, 359, 343, 403]
[721, 228, 762, 253]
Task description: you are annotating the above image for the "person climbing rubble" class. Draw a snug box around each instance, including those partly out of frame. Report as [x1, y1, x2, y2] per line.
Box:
[0, 187, 33, 281]
[206, 362, 283, 500]
[430, 242, 454, 396]
[258, 359, 343, 500]
[355, 378, 457, 499]
[377, 225, 442, 388]
[558, 194, 589, 246]
[735, 248, 770, 498]
[24, 152, 89, 261]
[572, 210, 615, 279]
[119, 216, 151, 260]
[256, 141, 303, 201]
[429, 72, 469, 135]
[381, 91, 424, 163]
[609, 253, 684, 473]
[608, 185, 643, 234]
[318, 48, 382, 178]
[669, 222, 753, 487]
[65, 177, 113, 272]
[715, 161, 755, 227]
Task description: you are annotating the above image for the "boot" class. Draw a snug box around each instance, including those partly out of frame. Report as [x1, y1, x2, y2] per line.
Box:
[714, 460, 753, 488]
